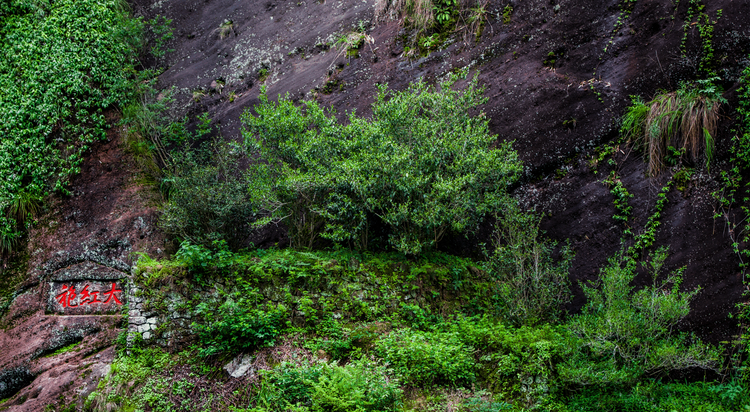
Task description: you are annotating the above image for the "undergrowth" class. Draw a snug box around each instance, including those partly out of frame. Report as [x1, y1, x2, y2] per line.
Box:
[90, 240, 745, 411]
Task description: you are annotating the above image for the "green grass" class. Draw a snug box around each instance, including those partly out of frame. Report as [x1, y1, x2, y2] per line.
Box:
[44, 341, 82, 358]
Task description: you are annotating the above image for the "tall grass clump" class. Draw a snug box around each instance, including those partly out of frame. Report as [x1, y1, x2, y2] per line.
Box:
[375, 0, 490, 51]
[376, 0, 435, 35]
[622, 79, 725, 176]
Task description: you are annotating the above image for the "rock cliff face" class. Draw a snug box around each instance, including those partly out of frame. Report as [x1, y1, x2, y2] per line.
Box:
[1, 0, 749, 409]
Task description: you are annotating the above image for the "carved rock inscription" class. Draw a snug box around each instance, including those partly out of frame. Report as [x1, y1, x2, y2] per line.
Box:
[47, 280, 125, 315]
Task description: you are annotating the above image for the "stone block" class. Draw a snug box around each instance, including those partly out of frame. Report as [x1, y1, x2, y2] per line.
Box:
[130, 316, 146, 325]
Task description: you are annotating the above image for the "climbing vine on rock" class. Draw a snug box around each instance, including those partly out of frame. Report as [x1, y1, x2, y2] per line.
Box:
[0, 0, 143, 253]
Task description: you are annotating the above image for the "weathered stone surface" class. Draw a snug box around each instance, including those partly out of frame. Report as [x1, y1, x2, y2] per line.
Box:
[223, 354, 254, 378]
[130, 316, 146, 325]
[49, 262, 126, 282]
[0, 367, 35, 400]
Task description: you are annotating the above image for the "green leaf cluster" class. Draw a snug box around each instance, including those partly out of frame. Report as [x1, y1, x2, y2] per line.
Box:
[193, 298, 287, 357]
[161, 144, 264, 251]
[376, 327, 478, 387]
[241, 72, 522, 255]
[254, 358, 403, 411]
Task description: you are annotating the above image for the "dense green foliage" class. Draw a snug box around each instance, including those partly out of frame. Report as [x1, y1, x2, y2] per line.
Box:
[565, 381, 748, 412]
[255, 359, 403, 411]
[241, 72, 521, 254]
[193, 299, 287, 357]
[105, 246, 741, 411]
[0, 0, 142, 252]
[149, 245, 493, 327]
[160, 144, 262, 250]
[0, 0, 746, 409]
[376, 328, 477, 386]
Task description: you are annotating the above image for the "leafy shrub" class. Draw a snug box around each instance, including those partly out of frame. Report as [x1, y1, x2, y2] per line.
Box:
[376, 327, 477, 387]
[0, 0, 142, 251]
[255, 359, 402, 411]
[444, 317, 572, 403]
[193, 299, 287, 357]
[86, 347, 172, 411]
[485, 202, 573, 326]
[242, 71, 522, 254]
[255, 361, 326, 408]
[174, 240, 237, 278]
[621, 78, 725, 176]
[309, 359, 402, 411]
[160, 141, 264, 250]
[561, 248, 720, 386]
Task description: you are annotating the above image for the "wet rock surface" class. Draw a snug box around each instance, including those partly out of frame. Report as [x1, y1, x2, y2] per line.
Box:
[0, 367, 35, 402]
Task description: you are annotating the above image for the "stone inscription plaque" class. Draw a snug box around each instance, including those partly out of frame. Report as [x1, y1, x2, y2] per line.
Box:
[47, 280, 126, 315]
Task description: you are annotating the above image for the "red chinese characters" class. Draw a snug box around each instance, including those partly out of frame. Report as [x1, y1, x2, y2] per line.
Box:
[102, 282, 123, 305]
[56, 282, 123, 308]
[56, 285, 78, 307]
[79, 285, 102, 305]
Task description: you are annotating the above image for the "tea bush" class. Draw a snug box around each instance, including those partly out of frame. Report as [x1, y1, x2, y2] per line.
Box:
[242, 71, 522, 254]
[561, 248, 720, 386]
[485, 201, 573, 326]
